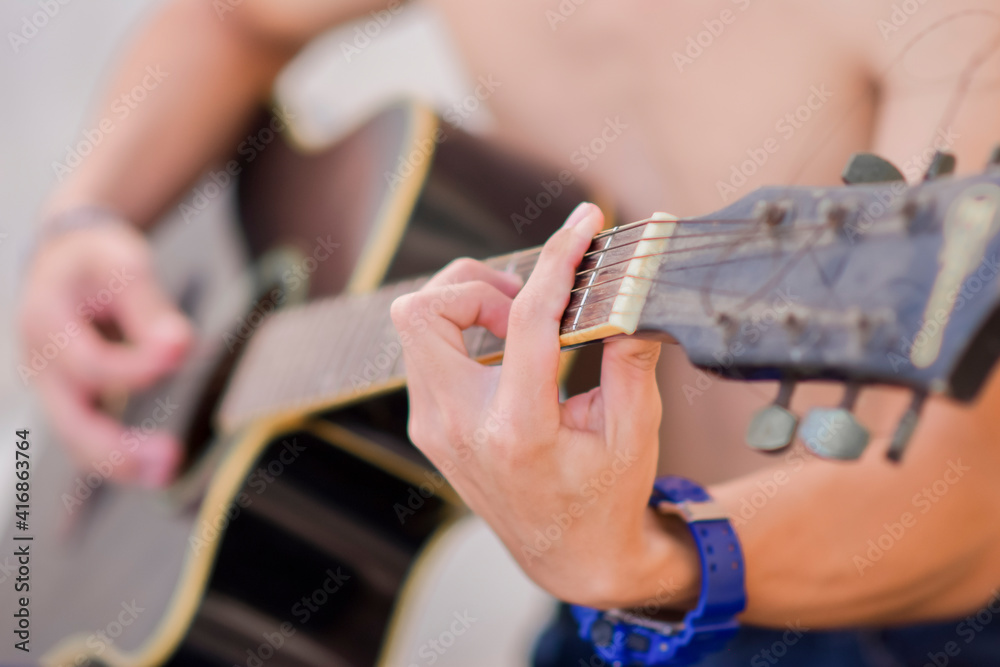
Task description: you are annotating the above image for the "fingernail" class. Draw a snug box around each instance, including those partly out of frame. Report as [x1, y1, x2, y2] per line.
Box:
[563, 202, 594, 229]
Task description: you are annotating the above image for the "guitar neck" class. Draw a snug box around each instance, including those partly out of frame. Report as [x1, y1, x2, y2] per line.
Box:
[217, 215, 678, 433]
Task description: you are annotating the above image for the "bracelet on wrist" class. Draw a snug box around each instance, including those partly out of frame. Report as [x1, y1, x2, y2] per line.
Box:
[20, 205, 130, 275]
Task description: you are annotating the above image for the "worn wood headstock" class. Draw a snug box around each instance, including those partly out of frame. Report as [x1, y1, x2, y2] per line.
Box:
[581, 150, 1000, 461]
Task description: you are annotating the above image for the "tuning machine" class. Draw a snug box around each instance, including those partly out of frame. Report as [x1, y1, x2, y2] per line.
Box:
[986, 144, 1000, 169]
[886, 390, 927, 463]
[798, 383, 870, 460]
[841, 153, 905, 185]
[923, 151, 956, 181]
[745, 378, 798, 453]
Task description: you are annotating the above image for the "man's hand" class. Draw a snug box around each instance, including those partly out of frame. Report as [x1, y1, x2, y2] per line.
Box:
[391, 203, 700, 609]
[18, 220, 192, 487]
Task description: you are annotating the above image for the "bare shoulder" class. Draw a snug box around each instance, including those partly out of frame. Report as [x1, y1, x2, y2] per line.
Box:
[847, 0, 1000, 173]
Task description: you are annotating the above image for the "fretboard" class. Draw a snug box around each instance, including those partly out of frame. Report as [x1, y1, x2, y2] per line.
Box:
[217, 215, 678, 433]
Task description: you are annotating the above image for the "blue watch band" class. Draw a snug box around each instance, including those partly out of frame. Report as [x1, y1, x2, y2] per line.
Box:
[571, 476, 746, 665]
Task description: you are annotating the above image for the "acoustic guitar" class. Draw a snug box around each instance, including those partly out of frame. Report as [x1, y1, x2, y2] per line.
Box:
[31, 100, 1000, 666]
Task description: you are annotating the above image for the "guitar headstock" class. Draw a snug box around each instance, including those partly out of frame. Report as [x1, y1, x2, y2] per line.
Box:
[636, 150, 1000, 461]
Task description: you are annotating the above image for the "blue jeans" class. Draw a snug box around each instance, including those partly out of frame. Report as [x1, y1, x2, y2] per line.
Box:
[534, 602, 1000, 666]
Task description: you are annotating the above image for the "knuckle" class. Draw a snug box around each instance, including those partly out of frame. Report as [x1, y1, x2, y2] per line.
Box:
[390, 294, 419, 327]
[625, 345, 660, 372]
[445, 256, 481, 278]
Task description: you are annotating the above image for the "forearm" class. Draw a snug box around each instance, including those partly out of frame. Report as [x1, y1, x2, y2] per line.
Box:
[709, 387, 1000, 628]
[45, 0, 387, 227]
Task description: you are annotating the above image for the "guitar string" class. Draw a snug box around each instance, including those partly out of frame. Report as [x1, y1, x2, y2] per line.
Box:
[239, 13, 1000, 419]
[508, 210, 904, 276]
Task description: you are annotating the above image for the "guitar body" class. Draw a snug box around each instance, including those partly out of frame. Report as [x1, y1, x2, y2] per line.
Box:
[33, 101, 600, 667]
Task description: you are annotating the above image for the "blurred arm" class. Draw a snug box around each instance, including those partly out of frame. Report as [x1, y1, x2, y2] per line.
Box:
[46, 0, 393, 226]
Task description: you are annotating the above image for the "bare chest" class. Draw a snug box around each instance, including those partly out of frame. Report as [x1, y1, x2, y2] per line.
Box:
[427, 0, 876, 218]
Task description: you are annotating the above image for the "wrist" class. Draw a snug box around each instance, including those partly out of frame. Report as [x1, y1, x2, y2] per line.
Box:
[618, 507, 702, 611]
[22, 206, 132, 274]
[571, 477, 746, 666]
[39, 205, 128, 237]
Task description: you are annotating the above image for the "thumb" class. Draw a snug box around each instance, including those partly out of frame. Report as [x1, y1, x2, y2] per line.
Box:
[600, 337, 662, 428]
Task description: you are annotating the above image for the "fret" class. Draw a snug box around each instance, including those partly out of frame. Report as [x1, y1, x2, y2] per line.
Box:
[217, 215, 678, 433]
[558, 214, 678, 347]
[346, 291, 395, 392]
[466, 250, 522, 360]
[338, 284, 407, 396]
[367, 280, 419, 389]
[571, 234, 614, 330]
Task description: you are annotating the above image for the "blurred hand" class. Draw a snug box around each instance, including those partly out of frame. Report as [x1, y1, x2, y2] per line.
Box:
[391, 203, 699, 608]
[18, 219, 192, 487]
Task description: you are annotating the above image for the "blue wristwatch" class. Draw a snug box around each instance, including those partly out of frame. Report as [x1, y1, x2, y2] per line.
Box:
[571, 476, 746, 666]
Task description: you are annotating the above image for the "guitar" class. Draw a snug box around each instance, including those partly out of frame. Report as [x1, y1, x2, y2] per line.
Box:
[33, 100, 600, 667]
[32, 98, 1000, 666]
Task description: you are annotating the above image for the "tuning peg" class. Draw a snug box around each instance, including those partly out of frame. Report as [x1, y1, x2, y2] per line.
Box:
[745, 378, 798, 453]
[798, 384, 870, 460]
[841, 153, 905, 185]
[886, 390, 927, 463]
[987, 144, 1000, 169]
[923, 151, 956, 181]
